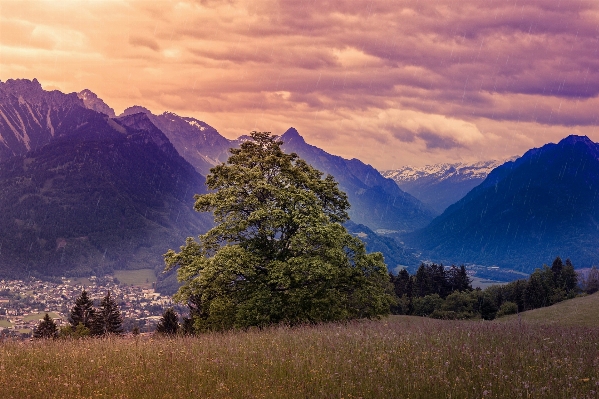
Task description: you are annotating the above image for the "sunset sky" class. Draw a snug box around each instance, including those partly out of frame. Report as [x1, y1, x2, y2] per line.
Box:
[1, 0, 598, 170]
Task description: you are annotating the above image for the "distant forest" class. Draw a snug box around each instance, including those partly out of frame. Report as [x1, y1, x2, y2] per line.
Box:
[389, 257, 591, 320]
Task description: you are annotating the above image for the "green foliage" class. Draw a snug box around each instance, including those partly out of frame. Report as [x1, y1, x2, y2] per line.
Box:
[390, 257, 578, 321]
[412, 294, 443, 317]
[156, 308, 180, 335]
[59, 323, 91, 339]
[496, 301, 518, 318]
[33, 313, 57, 339]
[91, 292, 123, 336]
[165, 132, 394, 331]
[441, 291, 476, 319]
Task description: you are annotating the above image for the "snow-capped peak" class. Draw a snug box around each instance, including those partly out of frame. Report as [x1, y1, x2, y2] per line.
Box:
[382, 158, 517, 183]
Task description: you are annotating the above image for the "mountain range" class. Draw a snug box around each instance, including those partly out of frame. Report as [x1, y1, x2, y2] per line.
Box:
[2, 78, 598, 280]
[382, 160, 512, 213]
[405, 135, 599, 273]
[0, 79, 427, 279]
[0, 80, 212, 278]
[119, 106, 436, 232]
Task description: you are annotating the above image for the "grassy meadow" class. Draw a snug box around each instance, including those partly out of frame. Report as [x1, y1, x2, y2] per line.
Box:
[113, 269, 157, 287]
[500, 292, 599, 327]
[1, 315, 598, 398]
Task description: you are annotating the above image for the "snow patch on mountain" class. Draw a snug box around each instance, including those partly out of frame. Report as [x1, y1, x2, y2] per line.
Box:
[382, 159, 517, 183]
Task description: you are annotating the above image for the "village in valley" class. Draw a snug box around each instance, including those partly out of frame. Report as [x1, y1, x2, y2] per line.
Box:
[0, 272, 176, 337]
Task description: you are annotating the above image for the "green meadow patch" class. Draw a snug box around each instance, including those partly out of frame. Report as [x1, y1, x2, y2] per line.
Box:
[23, 312, 60, 322]
[0, 319, 12, 328]
[113, 269, 156, 287]
[500, 292, 599, 327]
[1, 316, 598, 398]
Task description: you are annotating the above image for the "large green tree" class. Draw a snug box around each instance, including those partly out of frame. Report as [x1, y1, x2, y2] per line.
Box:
[165, 132, 394, 332]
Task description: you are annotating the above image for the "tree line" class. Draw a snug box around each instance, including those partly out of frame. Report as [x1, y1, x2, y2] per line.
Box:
[33, 289, 188, 339]
[390, 257, 580, 320]
[33, 291, 124, 339]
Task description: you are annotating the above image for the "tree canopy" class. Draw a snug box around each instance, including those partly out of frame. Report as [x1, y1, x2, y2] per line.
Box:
[165, 131, 394, 332]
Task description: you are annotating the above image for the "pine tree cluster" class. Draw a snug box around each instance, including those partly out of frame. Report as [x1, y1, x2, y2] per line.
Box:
[63, 290, 123, 337]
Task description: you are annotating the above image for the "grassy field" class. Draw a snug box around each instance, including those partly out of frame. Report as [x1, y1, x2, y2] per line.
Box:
[22, 312, 60, 322]
[500, 292, 599, 327]
[470, 276, 507, 289]
[0, 316, 598, 398]
[68, 277, 92, 287]
[113, 269, 156, 287]
[0, 319, 12, 328]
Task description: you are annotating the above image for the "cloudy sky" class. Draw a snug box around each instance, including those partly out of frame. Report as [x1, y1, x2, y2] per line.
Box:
[1, 0, 598, 170]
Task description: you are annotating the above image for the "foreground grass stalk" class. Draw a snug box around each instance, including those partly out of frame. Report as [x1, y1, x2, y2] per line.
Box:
[1, 316, 598, 398]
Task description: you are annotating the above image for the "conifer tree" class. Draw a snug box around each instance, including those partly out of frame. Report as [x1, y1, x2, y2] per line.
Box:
[33, 314, 58, 339]
[156, 308, 180, 335]
[69, 290, 95, 330]
[91, 292, 123, 336]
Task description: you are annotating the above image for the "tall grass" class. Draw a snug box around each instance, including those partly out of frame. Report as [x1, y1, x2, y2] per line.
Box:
[1, 316, 598, 398]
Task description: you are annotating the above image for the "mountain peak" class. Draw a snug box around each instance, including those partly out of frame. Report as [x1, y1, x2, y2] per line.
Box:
[121, 105, 152, 117]
[78, 89, 116, 118]
[280, 127, 305, 144]
[559, 135, 594, 146]
[0, 78, 43, 93]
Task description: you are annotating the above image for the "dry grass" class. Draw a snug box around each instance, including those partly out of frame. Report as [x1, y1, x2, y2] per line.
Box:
[1, 316, 598, 398]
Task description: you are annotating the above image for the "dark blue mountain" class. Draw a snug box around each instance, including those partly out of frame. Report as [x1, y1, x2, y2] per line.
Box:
[406, 135, 599, 272]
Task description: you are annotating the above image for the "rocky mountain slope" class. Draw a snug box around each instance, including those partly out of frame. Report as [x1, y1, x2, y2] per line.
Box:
[121, 106, 232, 176]
[0, 79, 85, 159]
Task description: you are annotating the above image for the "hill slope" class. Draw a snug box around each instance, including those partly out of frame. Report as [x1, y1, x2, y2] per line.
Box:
[500, 292, 599, 327]
[406, 135, 599, 272]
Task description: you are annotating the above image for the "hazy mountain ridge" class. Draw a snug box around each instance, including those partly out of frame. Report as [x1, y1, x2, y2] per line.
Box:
[382, 159, 516, 213]
[121, 106, 232, 176]
[280, 128, 436, 232]
[78, 89, 116, 118]
[119, 104, 436, 233]
[405, 135, 599, 273]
